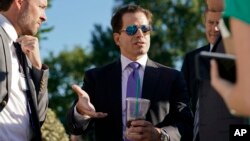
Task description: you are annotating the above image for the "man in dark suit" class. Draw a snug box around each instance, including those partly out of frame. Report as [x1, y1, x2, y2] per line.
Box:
[197, 37, 248, 141]
[181, 8, 221, 115]
[182, 1, 248, 141]
[0, 0, 49, 141]
[181, 9, 221, 141]
[66, 4, 193, 141]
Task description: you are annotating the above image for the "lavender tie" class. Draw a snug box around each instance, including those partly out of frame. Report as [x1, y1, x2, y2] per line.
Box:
[127, 62, 141, 98]
[125, 62, 141, 141]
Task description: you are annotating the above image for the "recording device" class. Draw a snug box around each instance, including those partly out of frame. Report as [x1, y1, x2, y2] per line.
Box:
[195, 51, 236, 83]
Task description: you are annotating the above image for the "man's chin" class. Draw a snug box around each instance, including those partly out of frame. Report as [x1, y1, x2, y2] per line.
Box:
[25, 30, 38, 36]
[137, 50, 148, 56]
[32, 28, 39, 35]
[210, 38, 219, 45]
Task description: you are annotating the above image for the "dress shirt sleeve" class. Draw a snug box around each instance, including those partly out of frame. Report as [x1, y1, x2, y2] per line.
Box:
[73, 106, 91, 130]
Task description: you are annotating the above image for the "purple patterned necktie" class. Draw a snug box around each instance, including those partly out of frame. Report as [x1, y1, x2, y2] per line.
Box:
[126, 62, 141, 98]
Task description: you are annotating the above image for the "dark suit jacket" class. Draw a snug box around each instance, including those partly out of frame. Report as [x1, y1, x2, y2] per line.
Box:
[66, 59, 193, 141]
[181, 44, 210, 114]
[182, 38, 248, 141]
[199, 38, 248, 141]
[0, 25, 49, 140]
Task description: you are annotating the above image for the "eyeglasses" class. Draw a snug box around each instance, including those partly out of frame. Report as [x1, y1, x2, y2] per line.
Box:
[120, 25, 152, 36]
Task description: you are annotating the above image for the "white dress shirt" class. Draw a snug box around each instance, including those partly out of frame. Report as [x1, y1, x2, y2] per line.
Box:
[210, 44, 214, 52]
[0, 14, 32, 141]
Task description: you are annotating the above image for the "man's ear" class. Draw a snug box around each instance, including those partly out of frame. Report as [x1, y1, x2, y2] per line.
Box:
[15, 0, 23, 8]
[113, 33, 120, 46]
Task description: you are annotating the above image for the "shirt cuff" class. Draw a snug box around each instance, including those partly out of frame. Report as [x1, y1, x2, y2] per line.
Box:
[161, 126, 181, 141]
[161, 128, 170, 141]
[74, 106, 91, 130]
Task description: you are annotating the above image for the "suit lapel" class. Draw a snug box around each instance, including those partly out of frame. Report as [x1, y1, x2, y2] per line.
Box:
[204, 44, 210, 52]
[141, 59, 160, 100]
[106, 60, 123, 137]
[23, 56, 38, 109]
[0, 27, 12, 99]
[107, 60, 122, 111]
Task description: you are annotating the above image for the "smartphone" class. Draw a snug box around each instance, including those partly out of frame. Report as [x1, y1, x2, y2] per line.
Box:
[195, 51, 236, 83]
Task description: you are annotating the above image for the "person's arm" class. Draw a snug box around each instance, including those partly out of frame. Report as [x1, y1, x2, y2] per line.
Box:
[66, 70, 107, 135]
[166, 71, 193, 140]
[181, 53, 195, 113]
[211, 18, 250, 117]
[31, 65, 49, 125]
[66, 103, 90, 135]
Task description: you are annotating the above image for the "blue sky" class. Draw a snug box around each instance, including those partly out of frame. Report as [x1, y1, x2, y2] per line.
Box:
[40, 0, 114, 59]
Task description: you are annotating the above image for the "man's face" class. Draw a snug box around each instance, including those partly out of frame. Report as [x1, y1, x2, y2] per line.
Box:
[206, 0, 224, 12]
[205, 11, 221, 44]
[113, 12, 151, 61]
[18, 0, 47, 35]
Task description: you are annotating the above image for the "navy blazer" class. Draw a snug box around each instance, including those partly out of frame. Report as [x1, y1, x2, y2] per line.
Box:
[66, 58, 193, 141]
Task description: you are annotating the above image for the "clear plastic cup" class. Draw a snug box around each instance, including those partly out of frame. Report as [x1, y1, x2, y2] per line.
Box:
[126, 97, 150, 127]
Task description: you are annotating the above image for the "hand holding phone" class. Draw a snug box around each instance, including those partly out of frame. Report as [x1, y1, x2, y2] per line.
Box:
[195, 51, 236, 83]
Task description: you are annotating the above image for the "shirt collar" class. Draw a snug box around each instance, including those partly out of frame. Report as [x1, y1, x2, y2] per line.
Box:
[121, 54, 148, 72]
[210, 44, 214, 52]
[0, 14, 18, 42]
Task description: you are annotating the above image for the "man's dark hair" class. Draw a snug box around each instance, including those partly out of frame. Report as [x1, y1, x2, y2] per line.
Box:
[0, 0, 14, 11]
[111, 4, 153, 34]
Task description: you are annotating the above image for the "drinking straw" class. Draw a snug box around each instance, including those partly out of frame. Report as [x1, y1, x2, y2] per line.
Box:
[135, 76, 140, 118]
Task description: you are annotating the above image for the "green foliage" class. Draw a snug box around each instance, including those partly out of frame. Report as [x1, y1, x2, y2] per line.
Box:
[89, 25, 120, 67]
[41, 108, 69, 141]
[43, 46, 90, 124]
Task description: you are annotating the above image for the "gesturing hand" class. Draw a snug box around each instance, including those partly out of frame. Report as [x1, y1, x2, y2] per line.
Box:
[72, 84, 108, 118]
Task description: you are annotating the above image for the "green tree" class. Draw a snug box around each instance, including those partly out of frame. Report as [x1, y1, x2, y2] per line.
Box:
[88, 25, 120, 67]
[43, 46, 90, 124]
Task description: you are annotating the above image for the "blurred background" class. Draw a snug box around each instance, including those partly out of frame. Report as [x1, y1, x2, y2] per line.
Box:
[39, 0, 206, 140]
